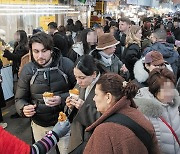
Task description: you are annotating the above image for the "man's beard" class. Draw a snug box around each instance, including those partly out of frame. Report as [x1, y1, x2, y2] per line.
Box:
[37, 58, 52, 67]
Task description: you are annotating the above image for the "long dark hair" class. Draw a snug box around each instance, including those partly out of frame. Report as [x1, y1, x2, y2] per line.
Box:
[81, 29, 91, 54]
[75, 55, 106, 75]
[14, 30, 28, 50]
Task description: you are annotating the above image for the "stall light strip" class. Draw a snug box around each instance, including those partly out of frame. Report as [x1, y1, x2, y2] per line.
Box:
[0, 11, 80, 15]
[0, 4, 70, 8]
[0, 8, 75, 11]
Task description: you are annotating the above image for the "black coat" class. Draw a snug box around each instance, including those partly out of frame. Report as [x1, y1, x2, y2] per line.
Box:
[0, 60, 5, 108]
[172, 27, 180, 41]
[15, 55, 76, 127]
[122, 43, 141, 80]
[114, 31, 126, 60]
[53, 32, 69, 57]
[3, 45, 28, 75]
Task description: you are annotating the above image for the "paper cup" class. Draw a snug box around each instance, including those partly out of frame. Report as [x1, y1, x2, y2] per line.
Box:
[43, 97, 51, 106]
[70, 93, 79, 100]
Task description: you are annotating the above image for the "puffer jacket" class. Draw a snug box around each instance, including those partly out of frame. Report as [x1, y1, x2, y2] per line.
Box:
[134, 88, 180, 154]
[15, 54, 76, 127]
[143, 41, 180, 76]
[133, 58, 173, 89]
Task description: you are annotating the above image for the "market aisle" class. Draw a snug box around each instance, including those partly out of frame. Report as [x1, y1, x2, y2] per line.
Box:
[2, 102, 32, 144]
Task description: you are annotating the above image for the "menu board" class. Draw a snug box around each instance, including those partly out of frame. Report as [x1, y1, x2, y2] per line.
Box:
[39, 16, 55, 31]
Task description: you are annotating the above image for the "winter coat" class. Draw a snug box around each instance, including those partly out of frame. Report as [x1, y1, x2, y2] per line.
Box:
[134, 87, 180, 154]
[122, 43, 141, 80]
[114, 31, 126, 60]
[90, 50, 125, 75]
[133, 58, 173, 89]
[0, 60, 5, 108]
[177, 77, 180, 94]
[67, 42, 84, 63]
[172, 27, 180, 41]
[15, 54, 76, 127]
[143, 41, 180, 76]
[84, 96, 160, 154]
[142, 38, 152, 52]
[18, 52, 31, 75]
[68, 85, 101, 153]
[53, 32, 69, 57]
[3, 44, 28, 75]
[0, 126, 30, 154]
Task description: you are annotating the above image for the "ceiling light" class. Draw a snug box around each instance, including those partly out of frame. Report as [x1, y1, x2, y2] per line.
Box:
[0, 4, 71, 8]
[0, 11, 80, 16]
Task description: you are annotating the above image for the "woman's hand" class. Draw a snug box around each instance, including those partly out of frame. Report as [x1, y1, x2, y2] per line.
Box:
[66, 96, 74, 110]
[70, 97, 84, 109]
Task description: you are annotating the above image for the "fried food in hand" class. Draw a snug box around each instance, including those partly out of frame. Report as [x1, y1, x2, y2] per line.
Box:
[43, 92, 54, 97]
[58, 112, 67, 122]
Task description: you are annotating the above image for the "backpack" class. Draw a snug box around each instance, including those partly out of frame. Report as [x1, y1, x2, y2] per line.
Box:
[30, 57, 68, 85]
[103, 113, 153, 154]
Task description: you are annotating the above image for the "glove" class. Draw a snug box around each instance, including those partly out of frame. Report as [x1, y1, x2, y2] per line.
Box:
[52, 120, 70, 138]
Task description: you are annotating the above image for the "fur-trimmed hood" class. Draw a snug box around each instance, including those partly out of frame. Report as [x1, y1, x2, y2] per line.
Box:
[134, 58, 149, 83]
[134, 88, 180, 118]
[133, 58, 173, 83]
[134, 98, 164, 118]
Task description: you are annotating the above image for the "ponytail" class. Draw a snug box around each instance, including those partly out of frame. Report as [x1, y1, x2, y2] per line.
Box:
[122, 81, 138, 108]
[122, 81, 138, 99]
[97, 73, 138, 106]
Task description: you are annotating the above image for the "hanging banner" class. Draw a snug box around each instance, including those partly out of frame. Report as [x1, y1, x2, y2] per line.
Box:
[0, 0, 58, 5]
[39, 16, 55, 31]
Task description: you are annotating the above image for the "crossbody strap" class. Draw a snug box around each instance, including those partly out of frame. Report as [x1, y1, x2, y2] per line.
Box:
[103, 113, 152, 154]
[160, 117, 180, 146]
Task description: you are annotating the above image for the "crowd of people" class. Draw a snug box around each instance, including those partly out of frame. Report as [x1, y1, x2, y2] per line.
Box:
[0, 14, 180, 154]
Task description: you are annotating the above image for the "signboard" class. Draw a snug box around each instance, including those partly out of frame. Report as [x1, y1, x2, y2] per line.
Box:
[39, 16, 55, 31]
[0, 0, 59, 5]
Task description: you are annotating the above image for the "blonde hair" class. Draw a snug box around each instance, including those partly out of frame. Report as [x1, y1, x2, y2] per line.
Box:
[126, 25, 141, 47]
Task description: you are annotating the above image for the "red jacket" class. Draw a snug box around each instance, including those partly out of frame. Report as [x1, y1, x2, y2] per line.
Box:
[0, 127, 30, 154]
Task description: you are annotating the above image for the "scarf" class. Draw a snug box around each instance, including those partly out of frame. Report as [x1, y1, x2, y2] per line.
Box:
[99, 51, 113, 66]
